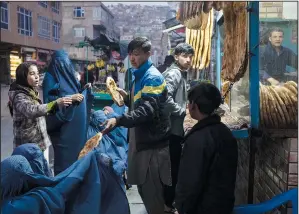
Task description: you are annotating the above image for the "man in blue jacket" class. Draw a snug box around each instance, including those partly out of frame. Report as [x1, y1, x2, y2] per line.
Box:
[102, 37, 171, 214]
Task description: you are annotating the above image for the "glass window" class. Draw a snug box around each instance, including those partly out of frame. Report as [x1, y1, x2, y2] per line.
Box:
[38, 16, 50, 39]
[259, 2, 298, 129]
[17, 6, 32, 36]
[52, 20, 60, 43]
[73, 7, 85, 18]
[73, 27, 85, 37]
[38, 1, 48, 8]
[1, 2, 9, 30]
[51, 2, 59, 14]
[93, 7, 101, 20]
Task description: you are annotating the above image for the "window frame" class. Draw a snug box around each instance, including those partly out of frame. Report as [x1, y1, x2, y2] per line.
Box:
[38, 1, 48, 8]
[51, 2, 59, 14]
[73, 27, 85, 37]
[73, 7, 85, 18]
[17, 6, 33, 37]
[38, 15, 50, 40]
[52, 20, 60, 43]
[1, 2, 9, 30]
[93, 7, 101, 20]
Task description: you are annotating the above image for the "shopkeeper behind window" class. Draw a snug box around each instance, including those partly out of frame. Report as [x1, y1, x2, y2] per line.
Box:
[260, 27, 298, 85]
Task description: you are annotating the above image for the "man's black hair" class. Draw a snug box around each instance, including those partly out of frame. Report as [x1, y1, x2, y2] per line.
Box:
[188, 82, 222, 115]
[174, 43, 194, 56]
[164, 55, 175, 65]
[128, 37, 151, 54]
[269, 27, 284, 37]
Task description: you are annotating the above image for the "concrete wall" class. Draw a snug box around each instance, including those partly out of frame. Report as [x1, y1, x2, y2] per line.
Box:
[62, 2, 118, 63]
[1, 2, 62, 50]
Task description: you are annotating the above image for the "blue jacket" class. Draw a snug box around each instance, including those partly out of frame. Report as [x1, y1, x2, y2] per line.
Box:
[116, 60, 171, 151]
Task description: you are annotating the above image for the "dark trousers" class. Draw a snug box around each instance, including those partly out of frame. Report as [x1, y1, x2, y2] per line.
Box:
[164, 134, 183, 208]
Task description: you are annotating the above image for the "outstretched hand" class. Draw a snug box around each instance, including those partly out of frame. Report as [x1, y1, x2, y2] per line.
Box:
[101, 118, 117, 135]
[116, 88, 128, 99]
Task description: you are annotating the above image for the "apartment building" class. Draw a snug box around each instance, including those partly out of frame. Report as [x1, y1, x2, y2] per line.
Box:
[62, 2, 120, 68]
[0, 1, 62, 84]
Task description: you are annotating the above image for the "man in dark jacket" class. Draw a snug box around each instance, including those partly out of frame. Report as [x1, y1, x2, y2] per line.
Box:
[102, 37, 171, 214]
[260, 27, 297, 85]
[175, 83, 238, 214]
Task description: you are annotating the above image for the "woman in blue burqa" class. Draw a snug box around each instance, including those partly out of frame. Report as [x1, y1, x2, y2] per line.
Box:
[1, 143, 130, 214]
[42, 50, 94, 175]
[88, 106, 128, 189]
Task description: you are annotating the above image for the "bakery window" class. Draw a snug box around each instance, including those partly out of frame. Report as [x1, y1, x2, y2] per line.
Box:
[259, 2, 298, 129]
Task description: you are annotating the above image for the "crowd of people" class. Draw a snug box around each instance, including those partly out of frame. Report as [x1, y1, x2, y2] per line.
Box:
[2, 37, 239, 214]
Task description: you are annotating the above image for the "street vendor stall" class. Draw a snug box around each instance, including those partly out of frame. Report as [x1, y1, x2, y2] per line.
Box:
[178, 1, 298, 212]
[74, 35, 129, 110]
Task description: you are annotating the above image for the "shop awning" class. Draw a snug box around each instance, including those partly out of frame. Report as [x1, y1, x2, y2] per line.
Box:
[21, 47, 36, 53]
[162, 24, 185, 33]
[37, 49, 50, 54]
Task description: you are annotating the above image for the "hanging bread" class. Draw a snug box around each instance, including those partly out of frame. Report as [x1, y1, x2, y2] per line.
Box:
[196, 28, 205, 69]
[199, 9, 212, 69]
[205, 9, 214, 68]
[192, 30, 202, 70]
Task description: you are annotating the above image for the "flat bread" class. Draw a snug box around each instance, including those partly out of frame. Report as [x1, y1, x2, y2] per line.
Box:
[78, 132, 102, 159]
[106, 77, 124, 106]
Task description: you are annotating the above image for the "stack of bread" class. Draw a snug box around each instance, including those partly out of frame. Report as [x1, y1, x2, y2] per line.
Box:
[260, 81, 297, 128]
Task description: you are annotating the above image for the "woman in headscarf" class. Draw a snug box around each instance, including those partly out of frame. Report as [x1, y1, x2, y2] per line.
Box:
[1, 150, 130, 214]
[87, 109, 127, 182]
[7, 62, 72, 161]
[42, 50, 94, 175]
[12, 143, 53, 177]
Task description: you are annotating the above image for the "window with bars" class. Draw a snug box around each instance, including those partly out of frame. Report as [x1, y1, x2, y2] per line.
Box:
[1, 2, 9, 30]
[38, 1, 48, 8]
[51, 2, 59, 14]
[52, 20, 60, 43]
[17, 7, 32, 36]
[73, 7, 85, 18]
[73, 27, 85, 37]
[38, 16, 50, 39]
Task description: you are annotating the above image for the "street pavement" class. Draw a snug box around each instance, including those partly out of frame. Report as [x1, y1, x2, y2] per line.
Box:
[0, 84, 146, 214]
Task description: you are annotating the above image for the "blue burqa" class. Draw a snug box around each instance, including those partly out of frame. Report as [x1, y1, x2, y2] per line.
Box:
[12, 143, 53, 177]
[1, 149, 130, 214]
[43, 50, 94, 175]
[88, 110, 128, 183]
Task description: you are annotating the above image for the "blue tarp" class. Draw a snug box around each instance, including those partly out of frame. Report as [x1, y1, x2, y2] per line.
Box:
[1, 150, 129, 214]
[43, 50, 94, 175]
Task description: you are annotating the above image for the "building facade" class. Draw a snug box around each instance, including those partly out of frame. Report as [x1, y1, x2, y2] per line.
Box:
[0, 1, 63, 84]
[62, 2, 120, 69]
